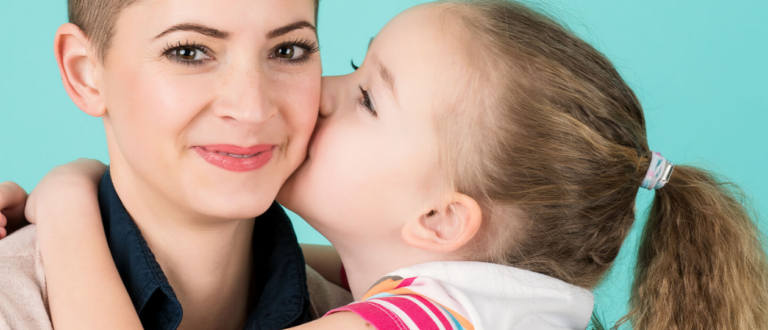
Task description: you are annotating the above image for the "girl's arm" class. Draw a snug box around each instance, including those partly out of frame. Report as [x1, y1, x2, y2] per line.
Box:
[289, 312, 372, 330]
[27, 159, 143, 330]
[32, 160, 357, 329]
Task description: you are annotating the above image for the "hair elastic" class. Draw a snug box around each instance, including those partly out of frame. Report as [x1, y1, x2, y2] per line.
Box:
[641, 151, 675, 190]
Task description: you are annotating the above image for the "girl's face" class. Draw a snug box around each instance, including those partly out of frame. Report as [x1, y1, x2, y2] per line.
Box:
[279, 4, 469, 239]
[101, 0, 320, 220]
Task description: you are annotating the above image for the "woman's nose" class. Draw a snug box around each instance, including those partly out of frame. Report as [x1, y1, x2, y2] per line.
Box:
[214, 69, 276, 124]
[319, 75, 343, 118]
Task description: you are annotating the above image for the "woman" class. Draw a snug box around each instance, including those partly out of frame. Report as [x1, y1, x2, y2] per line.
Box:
[0, 0, 351, 329]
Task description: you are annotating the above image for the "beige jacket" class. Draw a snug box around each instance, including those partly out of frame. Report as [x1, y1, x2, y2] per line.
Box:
[0, 226, 352, 330]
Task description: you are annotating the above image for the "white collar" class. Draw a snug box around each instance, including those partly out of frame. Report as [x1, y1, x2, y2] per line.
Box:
[389, 261, 594, 330]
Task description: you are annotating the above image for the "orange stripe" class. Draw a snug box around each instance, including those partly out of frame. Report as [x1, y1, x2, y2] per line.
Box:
[362, 278, 405, 300]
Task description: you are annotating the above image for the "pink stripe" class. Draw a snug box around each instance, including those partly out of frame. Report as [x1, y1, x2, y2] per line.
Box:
[328, 303, 405, 330]
[396, 277, 416, 289]
[411, 294, 454, 329]
[379, 296, 440, 330]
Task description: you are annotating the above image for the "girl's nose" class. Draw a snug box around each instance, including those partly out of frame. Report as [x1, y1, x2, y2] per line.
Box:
[319, 75, 343, 118]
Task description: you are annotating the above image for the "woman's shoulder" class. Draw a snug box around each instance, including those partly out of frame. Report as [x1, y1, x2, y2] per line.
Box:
[0, 225, 40, 257]
[0, 225, 52, 330]
[305, 265, 353, 320]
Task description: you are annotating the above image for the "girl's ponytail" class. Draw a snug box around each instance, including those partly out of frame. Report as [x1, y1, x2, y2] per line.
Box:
[440, 2, 768, 329]
[628, 164, 768, 329]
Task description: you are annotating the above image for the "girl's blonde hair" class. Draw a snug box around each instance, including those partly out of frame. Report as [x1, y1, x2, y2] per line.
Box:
[438, 1, 768, 328]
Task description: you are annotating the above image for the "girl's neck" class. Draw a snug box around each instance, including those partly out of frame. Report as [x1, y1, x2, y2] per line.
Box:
[331, 237, 449, 301]
[110, 164, 255, 330]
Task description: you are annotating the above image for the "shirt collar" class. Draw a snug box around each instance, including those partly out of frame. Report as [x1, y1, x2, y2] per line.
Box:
[389, 261, 595, 330]
[98, 169, 311, 330]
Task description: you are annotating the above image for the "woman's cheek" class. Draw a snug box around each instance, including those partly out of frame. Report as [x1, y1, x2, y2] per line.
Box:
[275, 73, 320, 148]
[131, 68, 214, 131]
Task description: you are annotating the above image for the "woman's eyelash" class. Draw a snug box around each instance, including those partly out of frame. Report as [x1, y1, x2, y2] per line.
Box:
[359, 86, 377, 117]
[285, 38, 320, 54]
[351, 60, 359, 71]
[160, 38, 320, 67]
[273, 38, 320, 65]
[161, 41, 213, 66]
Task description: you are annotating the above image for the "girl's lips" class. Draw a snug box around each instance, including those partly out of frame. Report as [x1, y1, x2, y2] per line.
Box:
[194, 145, 276, 172]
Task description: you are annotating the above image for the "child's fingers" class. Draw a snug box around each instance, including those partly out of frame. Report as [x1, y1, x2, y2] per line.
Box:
[0, 181, 27, 211]
[0, 226, 6, 240]
[0, 182, 28, 233]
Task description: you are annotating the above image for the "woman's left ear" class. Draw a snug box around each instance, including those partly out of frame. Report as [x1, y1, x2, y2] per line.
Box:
[402, 193, 482, 253]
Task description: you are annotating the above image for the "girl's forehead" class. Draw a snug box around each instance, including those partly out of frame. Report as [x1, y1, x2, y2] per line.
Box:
[372, 4, 470, 115]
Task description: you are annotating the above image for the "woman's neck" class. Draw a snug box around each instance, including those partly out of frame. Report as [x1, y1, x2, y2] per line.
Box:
[110, 164, 256, 330]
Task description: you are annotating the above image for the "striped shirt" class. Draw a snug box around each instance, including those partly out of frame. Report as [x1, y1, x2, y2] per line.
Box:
[324, 262, 595, 330]
[327, 276, 474, 330]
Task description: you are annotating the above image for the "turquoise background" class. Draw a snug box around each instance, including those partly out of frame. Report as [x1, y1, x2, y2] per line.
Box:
[1, 0, 766, 327]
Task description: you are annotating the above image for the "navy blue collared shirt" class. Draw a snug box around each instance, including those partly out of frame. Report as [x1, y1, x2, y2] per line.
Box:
[98, 170, 312, 330]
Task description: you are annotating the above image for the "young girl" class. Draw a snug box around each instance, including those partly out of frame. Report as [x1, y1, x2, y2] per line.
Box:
[7, 0, 768, 329]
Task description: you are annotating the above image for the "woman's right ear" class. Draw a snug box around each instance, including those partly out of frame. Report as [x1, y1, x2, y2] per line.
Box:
[54, 23, 106, 117]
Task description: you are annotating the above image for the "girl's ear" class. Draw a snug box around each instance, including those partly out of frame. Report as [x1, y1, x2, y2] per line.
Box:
[401, 193, 482, 253]
[54, 23, 106, 117]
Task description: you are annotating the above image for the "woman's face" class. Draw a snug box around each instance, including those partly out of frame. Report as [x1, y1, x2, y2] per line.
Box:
[101, 0, 320, 220]
[278, 4, 468, 239]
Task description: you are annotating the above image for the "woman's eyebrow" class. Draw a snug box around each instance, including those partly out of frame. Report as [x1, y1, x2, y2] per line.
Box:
[154, 23, 230, 39]
[267, 21, 317, 39]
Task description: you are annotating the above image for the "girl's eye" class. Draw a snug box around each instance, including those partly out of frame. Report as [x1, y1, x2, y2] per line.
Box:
[351, 60, 359, 71]
[359, 86, 377, 117]
[274, 45, 306, 60]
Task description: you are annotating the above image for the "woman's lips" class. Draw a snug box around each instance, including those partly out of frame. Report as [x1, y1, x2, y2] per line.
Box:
[194, 144, 276, 172]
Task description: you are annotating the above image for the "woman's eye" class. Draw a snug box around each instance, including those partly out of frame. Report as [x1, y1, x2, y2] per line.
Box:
[274, 45, 306, 60]
[166, 45, 211, 64]
[269, 40, 318, 64]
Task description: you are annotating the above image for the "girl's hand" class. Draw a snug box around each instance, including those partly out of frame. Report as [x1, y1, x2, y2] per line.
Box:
[24, 158, 108, 225]
[0, 158, 105, 239]
[0, 181, 29, 239]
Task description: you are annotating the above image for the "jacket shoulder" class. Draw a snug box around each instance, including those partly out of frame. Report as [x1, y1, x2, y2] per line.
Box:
[305, 265, 353, 320]
[0, 225, 52, 330]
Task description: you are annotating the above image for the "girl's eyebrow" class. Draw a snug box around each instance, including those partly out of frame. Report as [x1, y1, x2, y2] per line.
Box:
[367, 38, 396, 100]
[154, 23, 230, 39]
[371, 56, 399, 108]
[378, 61, 397, 100]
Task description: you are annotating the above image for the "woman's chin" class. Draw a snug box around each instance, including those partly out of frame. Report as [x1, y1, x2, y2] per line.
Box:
[276, 174, 301, 210]
[276, 156, 311, 207]
[188, 192, 275, 221]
